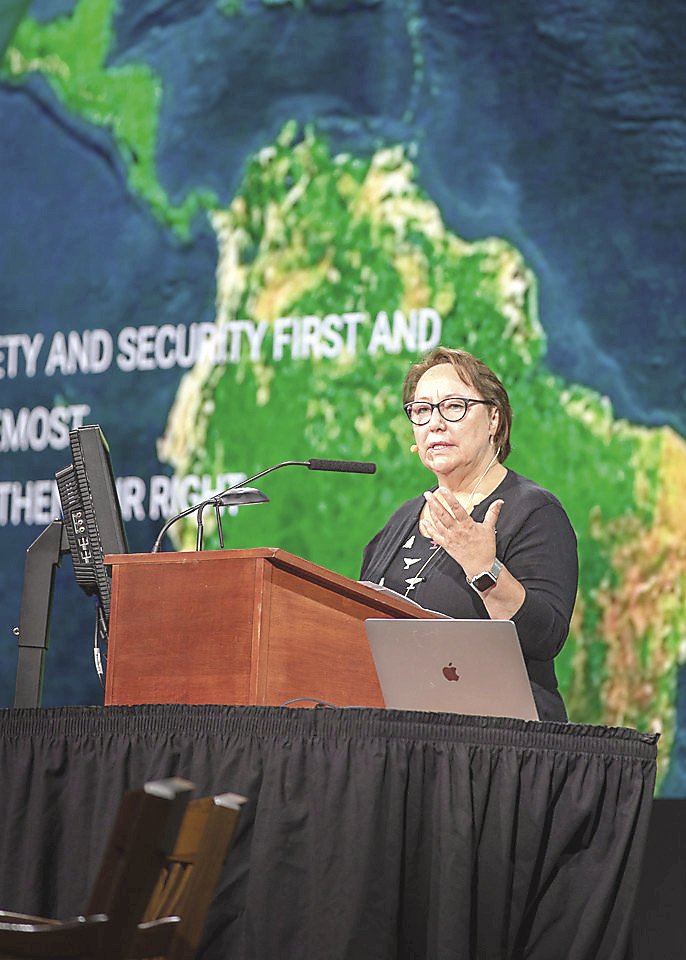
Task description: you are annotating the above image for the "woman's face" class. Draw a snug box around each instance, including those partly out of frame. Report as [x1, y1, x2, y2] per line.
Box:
[411, 363, 498, 486]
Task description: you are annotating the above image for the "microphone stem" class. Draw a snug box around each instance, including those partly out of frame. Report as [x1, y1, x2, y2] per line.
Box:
[236, 460, 309, 486]
[152, 499, 207, 553]
[151, 460, 310, 553]
[149, 457, 374, 553]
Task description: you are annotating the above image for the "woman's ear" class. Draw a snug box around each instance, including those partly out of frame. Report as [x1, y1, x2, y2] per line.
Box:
[489, 406, 500, 439]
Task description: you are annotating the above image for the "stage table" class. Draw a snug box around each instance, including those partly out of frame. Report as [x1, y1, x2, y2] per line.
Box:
[0, 704, 657, 960]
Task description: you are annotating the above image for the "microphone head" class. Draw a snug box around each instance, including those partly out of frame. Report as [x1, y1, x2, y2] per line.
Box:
[307, 458, 376, 475]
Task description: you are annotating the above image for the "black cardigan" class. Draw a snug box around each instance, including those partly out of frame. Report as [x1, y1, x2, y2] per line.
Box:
[360, 470, 578, 721]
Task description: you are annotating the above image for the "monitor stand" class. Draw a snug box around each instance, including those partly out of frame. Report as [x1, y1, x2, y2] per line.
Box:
[14, 519, 69, 708]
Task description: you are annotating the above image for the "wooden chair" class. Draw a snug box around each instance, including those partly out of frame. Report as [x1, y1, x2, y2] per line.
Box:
[0, 777, 195, 960]
[130, 791, 246, 960]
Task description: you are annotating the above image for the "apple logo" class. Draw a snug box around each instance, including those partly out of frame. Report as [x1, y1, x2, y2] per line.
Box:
[442, 662, 460, 682]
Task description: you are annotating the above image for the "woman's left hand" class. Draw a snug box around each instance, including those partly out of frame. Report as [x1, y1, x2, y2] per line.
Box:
[422, 487, 503, 581]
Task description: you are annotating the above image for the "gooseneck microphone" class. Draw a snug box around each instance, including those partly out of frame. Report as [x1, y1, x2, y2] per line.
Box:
[151, 457, 376, 553]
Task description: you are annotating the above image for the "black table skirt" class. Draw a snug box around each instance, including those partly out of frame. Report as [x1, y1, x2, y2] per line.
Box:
[0, 705, 658, 960]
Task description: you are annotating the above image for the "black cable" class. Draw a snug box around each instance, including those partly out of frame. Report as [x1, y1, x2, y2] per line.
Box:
[92, 602, 107, 689]
[278, 697, 374, 709]
[279, 697, 338, 708]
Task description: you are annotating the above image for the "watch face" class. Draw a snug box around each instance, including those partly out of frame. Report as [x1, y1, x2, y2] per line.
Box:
[472, 571, 497, 592]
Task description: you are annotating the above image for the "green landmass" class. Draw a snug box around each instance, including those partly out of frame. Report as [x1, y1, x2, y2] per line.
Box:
[159, 125, 686, 784]
[2, 0, 215, 238]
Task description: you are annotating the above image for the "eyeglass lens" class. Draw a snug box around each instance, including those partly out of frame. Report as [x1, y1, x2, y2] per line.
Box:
[406, 398, 468, 424]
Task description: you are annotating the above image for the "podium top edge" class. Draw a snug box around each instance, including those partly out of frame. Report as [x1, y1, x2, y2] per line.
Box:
[104, 547, 281, 565]
[103, 548, 437, 619]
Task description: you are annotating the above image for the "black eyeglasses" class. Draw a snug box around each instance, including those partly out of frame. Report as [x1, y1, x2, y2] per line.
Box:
[403, 396, 492, 425]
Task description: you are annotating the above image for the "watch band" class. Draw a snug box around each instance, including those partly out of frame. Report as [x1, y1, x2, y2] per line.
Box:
[467, 558, 503, 594]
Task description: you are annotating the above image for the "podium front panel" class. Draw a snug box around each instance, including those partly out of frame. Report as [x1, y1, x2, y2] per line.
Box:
[105, 552, 261, 705]
[104, 549, 434, 708]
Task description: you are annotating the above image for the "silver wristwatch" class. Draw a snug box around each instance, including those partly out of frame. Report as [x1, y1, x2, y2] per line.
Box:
[467, 558, 503, 594]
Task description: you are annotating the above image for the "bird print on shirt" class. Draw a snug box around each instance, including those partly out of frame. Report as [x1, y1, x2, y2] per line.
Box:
[402, 526, 440, 592]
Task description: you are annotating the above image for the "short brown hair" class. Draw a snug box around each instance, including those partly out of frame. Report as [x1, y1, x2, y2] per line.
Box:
[403, 346, 512, 461]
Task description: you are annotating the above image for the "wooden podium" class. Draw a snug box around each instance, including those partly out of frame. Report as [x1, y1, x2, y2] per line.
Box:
[104, 548, 438, 708]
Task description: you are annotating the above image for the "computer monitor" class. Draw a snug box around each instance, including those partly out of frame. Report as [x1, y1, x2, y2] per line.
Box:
[55, 424, 128, 626]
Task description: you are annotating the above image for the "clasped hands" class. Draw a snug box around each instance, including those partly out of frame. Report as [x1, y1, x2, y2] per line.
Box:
[421, 487, 504, 583]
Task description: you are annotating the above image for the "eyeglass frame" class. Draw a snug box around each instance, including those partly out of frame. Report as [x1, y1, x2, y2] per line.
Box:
[403, 396, 493, 426]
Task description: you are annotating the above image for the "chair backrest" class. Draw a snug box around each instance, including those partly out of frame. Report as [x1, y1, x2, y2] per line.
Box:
[133, 792, 246, 960]
[85, 778, 195, 960]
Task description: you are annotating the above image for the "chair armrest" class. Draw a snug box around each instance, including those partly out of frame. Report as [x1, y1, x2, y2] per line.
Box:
[0, 912, 59, 926]
[0, 913, 108, 957]
[129, 915, 181, 958]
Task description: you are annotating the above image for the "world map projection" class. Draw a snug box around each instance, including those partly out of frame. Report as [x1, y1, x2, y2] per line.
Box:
[1, 0, 685, 794]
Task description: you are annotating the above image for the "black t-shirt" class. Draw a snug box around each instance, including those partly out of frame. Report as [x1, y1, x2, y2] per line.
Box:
[360, 470, 579, 721]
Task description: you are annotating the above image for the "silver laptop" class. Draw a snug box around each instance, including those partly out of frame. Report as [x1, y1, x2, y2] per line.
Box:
[365, 618, 539, 721]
